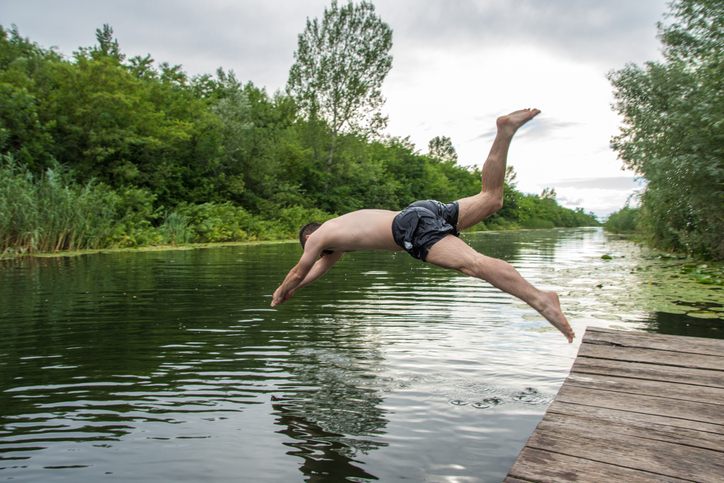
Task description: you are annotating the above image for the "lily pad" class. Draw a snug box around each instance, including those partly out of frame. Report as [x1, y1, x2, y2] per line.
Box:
[686, 312, 722, 319]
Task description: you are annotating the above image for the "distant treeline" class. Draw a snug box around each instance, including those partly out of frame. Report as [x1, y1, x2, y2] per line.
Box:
[0, 24, 598, 256]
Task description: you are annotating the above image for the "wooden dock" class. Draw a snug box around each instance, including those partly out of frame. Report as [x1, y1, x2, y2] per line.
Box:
[505, 327, 724, 483]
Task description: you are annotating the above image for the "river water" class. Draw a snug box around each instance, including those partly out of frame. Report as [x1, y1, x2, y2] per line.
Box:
[1, 227, 722, 482]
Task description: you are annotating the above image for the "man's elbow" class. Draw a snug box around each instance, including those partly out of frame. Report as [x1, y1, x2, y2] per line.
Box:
[289, 266, 308, 284]
[492, 197, 504, 214]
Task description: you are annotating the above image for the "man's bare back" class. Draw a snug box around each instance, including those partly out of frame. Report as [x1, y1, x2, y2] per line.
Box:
[310, 209, 402, 253]
[271, 109, 575, 343]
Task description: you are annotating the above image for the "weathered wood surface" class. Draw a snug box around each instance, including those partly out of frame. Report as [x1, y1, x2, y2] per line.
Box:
[505, 327, 724, 483]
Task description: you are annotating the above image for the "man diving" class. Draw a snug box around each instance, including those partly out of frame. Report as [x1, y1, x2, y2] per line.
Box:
[271, 109, 575, 343]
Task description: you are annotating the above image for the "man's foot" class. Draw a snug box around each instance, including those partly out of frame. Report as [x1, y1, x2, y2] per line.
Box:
[537, 291, 575, 343]
[496, 108, 541, 136]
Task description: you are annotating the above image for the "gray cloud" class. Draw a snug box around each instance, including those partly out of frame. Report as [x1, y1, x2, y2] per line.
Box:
[551, 176, 646, 190]
[0, 0, 329, 89]
[375, 0, 668, 68]
[2, 0, 669, 91]
[556, 195, 584, 207]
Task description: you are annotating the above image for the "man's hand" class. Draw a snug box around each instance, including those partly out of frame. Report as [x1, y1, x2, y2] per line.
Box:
[271, 287, 295, 307]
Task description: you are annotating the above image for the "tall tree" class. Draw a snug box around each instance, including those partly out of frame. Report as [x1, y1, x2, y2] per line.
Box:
[608, 0, 724, 260]
[287, 0, 393, 174]
[427, 135, 458, 164]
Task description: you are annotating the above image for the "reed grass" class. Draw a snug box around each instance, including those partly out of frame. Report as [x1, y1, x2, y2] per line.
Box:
[1, 154, 339, 257]
[1, 154, 121, 254]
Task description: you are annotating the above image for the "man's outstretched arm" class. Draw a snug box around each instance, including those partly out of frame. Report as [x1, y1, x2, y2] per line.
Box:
[295, 251, 343, 289]
[271, 251, 343, 306]
[271, 249, 343, 306]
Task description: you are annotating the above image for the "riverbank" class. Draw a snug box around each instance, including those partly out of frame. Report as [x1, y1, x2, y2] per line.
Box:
[1, 238, 301, 260]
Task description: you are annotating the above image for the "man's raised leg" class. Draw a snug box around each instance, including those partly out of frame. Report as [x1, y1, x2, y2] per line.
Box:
[456, 109, 540, 230]
[425, 235, 575, 343]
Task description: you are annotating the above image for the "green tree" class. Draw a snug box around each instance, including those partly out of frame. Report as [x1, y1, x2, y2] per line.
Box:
[287, 0, 393, 174]
[428, 135, 458, 164]
[92, 24, 124, 62]
[608, 0, 724, 259]
[540, 187, 557, 200]
[0, 25, 59, 170]
[604, 206, 640, 234]
[208, 71, 252, 200]
[30, 26, 223, 205]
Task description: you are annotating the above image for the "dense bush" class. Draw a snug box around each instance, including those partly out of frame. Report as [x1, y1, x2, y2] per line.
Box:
[604, 207, 640, 234]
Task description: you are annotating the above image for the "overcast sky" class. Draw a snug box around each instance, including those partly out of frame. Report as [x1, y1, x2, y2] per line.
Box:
[1, 0, 670, 217]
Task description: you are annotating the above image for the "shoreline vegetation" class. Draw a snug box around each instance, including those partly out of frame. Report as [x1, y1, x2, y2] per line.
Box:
[0, 23, 598, 261]
[604, 0, 723, 261]
[0, 150, 598, 260]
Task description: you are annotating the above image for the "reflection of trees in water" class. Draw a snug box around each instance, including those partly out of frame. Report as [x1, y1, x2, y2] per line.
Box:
[272, 336, 389, 480]
[644, 310, 724, 340]
[272, 400, 381, 482]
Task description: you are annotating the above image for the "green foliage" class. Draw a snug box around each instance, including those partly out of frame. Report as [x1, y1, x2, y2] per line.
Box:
[484, 191, 598, 231]
[604, 206, 640, 234]
[680, 263, 724, 286]
[159, 211, 191, 245]
[609, 0, 724, 260]
[0, 25, 59, 171]
[169, 202, 252, 243]
[0, 22, 601, 257]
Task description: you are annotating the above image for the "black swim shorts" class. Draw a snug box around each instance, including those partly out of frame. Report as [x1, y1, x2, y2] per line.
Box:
[391, 200, 460, 261]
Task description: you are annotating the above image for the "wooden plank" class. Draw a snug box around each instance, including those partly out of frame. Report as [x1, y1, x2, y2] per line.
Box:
[547, 399, 724, 437]
[555, 383, 724, 425]
[507, 328, 724, 482]
[564, 372, 724, 406]
[506, 447, 691, 483]
[577, 343, 724, 371]
[571, 357, 724, 388]
[541, 407, 724, 452]
[584, 327, 724, 356]
[524, 420, 724, 482]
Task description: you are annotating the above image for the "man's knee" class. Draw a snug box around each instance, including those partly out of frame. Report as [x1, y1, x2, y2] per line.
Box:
[459, 253, 489, 279]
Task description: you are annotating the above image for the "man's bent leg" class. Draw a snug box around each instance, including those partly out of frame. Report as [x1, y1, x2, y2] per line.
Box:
[456, 109, 540, 230]
[425, 235, 574, 342]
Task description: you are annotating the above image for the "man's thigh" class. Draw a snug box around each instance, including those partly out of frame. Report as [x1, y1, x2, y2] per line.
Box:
[424, 234, 480, 271]
[456, 192, 499, 231]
